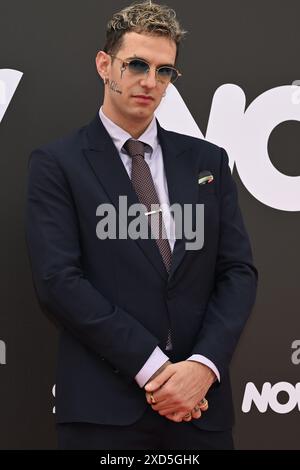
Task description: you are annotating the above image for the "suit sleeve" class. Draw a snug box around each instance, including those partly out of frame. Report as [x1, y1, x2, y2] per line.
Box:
[26, 149, 159, 378]
[190, 147, 258, 378]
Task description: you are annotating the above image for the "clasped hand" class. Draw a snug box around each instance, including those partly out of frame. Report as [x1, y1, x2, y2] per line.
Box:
[144, 360, 215, 423]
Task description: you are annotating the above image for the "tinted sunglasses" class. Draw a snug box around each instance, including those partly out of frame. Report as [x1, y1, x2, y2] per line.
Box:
[109, 54, 182, 84]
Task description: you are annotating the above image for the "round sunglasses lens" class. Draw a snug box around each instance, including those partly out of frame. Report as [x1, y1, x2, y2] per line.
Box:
[128, 59, 149, 74]
[157, 67, 178, 83]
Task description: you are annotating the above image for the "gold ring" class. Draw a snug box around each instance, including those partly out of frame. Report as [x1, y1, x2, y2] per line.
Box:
[199, 398, 208, 405]
[193, 405, 200, 412]
[183, 412, 192, 418]
[198, 398, 208, 409]
[150, 392, 157, 404]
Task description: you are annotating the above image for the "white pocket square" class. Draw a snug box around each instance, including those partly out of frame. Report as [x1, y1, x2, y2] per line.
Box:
[198, 170, 214, 185]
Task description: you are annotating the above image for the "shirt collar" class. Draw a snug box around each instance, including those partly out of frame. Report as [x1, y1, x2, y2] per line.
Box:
[99, 106, 158, 157]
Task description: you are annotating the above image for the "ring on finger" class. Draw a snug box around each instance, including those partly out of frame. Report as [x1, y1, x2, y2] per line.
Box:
[199, 398, 208, 406]
[150, 392, 157, 404]
[198, 398, 208, 410]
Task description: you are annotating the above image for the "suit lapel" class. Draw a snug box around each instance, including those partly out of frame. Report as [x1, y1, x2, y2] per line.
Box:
[157, 122, 199, 280]
[83, 114, 168, 281]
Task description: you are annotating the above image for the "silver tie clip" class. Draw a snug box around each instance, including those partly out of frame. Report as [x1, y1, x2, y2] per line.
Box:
[145, 208, 162, 216]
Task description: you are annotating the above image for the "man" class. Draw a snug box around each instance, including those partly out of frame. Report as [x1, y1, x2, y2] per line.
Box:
[26, 1, 257, 450]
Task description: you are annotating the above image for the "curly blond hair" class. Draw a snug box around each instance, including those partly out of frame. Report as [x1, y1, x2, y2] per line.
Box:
[103, 1, 186, 61]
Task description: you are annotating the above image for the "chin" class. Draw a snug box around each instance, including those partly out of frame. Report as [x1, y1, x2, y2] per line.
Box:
[130, 109, 152, 120]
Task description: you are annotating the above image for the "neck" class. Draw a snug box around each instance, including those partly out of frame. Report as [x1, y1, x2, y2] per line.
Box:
[102, 104, 153, 139]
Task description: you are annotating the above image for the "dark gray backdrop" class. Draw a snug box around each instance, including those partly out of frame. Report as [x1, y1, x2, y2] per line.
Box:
[0, 0, 299, 449]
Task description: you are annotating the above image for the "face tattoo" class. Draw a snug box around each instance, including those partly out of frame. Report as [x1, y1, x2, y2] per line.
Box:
[104, 78, 122, 94]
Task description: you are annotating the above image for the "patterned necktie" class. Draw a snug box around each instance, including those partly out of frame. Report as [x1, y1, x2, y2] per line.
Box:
[124, 139, 173, 350]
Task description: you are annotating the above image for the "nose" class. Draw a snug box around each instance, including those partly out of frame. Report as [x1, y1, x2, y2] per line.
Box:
[140, 67, 157, 89]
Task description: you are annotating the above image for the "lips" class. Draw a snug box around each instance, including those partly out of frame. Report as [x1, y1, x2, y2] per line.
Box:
[132, 95, 154, 101]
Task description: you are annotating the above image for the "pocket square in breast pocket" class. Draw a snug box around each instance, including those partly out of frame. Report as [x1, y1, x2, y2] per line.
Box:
[198, 170, 214, 185]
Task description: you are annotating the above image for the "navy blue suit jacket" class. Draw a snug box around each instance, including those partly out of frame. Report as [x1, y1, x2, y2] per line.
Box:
[26, 113, 257, 430]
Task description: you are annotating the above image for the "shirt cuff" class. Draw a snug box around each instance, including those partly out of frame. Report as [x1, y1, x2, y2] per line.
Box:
[187, 354, 220, 382]
[135, 347, 170, 388]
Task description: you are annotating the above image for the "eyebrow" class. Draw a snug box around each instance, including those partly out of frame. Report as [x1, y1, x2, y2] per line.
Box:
[125, 55, 175, 68]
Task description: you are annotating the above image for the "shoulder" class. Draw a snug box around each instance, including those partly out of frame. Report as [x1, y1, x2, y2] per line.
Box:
[27, 121, 91, 187]
[158, 125, 227, 167]
[165, 128, 222, 150]
[30, 123, 88, 165]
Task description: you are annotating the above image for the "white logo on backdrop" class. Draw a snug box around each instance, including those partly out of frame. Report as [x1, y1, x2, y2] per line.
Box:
[0, 340, 6, 365]
[52, 384, 55, 414]
[2, 71, 299, 211]
[157, 83, 300, 212]
[242, 342, 300, 415]
[242, 382, 300, 414]
[0, 69, 23, 123]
